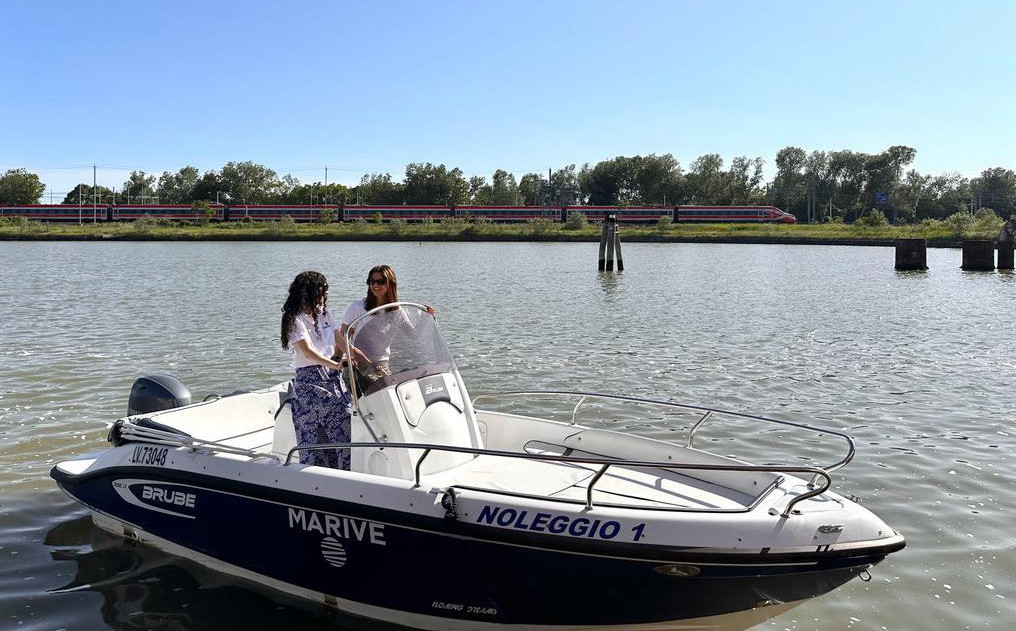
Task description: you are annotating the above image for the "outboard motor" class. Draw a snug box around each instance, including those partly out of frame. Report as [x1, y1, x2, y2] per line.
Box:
[127, 374, 192, 416]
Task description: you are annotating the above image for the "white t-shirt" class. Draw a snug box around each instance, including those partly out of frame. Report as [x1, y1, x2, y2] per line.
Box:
[289, 310, 338, 369]
[342, 299, 409, 363]
[341, 299, 368, 328]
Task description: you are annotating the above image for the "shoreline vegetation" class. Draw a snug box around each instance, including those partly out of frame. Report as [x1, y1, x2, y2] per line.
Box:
[0, 212, 1005, 247]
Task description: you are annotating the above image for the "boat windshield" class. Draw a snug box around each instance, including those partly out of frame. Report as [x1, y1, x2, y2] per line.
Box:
[348, 304, 455, 396]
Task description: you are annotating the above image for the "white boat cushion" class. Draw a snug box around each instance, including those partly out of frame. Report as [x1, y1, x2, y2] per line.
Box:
[421, 455, 595, 496]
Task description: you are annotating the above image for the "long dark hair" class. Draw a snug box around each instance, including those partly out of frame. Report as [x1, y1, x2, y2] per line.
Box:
[364, 265, 398, 311]
[281, 271, 329, 350]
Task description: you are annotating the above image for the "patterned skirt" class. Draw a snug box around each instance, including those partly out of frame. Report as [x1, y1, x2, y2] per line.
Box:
[292, 365, 352, 469]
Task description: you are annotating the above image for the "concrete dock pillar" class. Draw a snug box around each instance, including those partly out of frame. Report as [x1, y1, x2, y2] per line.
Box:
[961, 240, 995, 270]
[998, 242, 1014, 270]
[895, 238, 927, 270]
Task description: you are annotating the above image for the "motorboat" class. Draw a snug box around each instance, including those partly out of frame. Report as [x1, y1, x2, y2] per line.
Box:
[52, 302, 905, 630]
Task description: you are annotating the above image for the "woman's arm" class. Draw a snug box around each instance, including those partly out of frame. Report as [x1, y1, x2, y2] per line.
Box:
[337, 323, 371, 364]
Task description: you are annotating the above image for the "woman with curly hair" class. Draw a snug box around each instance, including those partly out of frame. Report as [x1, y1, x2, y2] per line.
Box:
[280, 271, 351, 469]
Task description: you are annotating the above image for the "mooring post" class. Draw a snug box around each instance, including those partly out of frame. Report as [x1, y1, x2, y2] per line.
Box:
[894, 238, 927, 270]
[604, 215, 617, 271]
[961, 240, 995, 270]
[598, 220, 609, 271]
[614, 230, 624, 271]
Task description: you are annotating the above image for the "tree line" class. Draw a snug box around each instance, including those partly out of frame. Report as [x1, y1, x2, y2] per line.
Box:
[1, 147, 1013, 222]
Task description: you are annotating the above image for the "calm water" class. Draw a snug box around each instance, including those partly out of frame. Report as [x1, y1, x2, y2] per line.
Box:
[1, 241, 1013, 630]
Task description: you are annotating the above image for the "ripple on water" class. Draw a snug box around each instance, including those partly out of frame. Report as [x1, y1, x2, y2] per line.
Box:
[0, 241, 1014, 630]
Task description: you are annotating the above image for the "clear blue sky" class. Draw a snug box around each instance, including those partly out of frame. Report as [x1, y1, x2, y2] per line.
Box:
[2, 1, 1013, 200]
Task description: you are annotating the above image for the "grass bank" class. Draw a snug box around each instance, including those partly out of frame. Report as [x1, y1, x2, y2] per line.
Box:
[0, 215, 1001, 246]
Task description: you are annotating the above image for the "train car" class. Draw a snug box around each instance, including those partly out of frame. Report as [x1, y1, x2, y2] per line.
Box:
[225, 204, 318, 222]
[342, 205, 454, 222]
[569, 206, 673, 223]
[676, 205, 796, 223]
[456, 206, 560, 222]
[0, 204, 105, 221]
[113, 204, 205, 221]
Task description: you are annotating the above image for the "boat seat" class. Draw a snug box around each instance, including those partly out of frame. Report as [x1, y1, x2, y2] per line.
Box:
[422, 455, 595, 496]
[397, 374, 477, 474]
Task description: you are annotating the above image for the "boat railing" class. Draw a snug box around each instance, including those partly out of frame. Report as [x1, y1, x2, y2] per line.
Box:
[285, 440, 830, 518]
[470, 391, 856, 477]
[115, 419, 273, 460]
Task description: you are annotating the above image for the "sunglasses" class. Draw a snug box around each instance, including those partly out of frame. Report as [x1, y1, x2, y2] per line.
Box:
[367, 277, 387, 286]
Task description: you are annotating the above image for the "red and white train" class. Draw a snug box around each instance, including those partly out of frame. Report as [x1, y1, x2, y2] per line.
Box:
[0, 204, 796, 224]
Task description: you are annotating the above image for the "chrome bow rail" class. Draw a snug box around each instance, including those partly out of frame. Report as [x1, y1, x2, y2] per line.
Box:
[285, 441, 830, 518]
[470, 391, 856, 475]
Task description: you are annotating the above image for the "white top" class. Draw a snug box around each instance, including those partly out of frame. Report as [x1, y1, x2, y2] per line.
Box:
[289, 310, 338, 369]
[341, 299, 369, 328]
[342, 299, 409, 363]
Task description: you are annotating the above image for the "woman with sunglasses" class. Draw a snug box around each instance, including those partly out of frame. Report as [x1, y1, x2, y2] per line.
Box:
[339, 265, 434, 389]
[280, 271, 351, 469]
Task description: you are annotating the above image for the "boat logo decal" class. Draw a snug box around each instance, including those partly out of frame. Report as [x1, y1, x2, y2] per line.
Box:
[431, 601, 499, 617]
[818, 524, 845, 534]
[476, 504, 648, 542]
[127, 445, 168, 466]
[288, 507, 386, 568]
[320, 537, 347, 567]
[112, 479, 198, 519]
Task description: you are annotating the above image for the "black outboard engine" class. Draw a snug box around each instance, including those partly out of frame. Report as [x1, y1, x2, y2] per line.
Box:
[127, 374, 192, 416]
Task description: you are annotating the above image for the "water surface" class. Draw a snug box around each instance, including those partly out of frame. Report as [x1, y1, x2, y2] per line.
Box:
[1, 241, 1013, 630]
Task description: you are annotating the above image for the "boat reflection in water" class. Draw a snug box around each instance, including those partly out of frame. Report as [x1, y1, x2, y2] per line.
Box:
[45, 515, 399, 631]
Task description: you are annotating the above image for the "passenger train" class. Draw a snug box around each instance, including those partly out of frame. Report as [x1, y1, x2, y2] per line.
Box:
[0, 203, 796, 224]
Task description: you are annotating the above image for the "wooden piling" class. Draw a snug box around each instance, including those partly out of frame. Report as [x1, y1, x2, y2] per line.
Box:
[599, 215, 619, 271]
[614, 231, 624, 271]
[597, 222, 608, 271]
[961, 240, 995, 270]
[998, 242, 1015, 270]
[894, 238, 927, 270]
[604, 217, 616, 271]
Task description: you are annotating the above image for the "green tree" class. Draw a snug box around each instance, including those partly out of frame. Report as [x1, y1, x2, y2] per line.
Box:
[0, 169, 45, 204]
[919, 173, 969, 220]
[288, 182, 350, 205]
[774, 147, 807, 214]
[220, 161, 286, 203]
[685, 154, 725, 204]
[157, 166, 201, 203]
[490, 169, 519, 205]
[636, 154, 682, 205]
[61, 183, 114, 205]
[121, 171, 158, 204]
[353, 173, 404, 205]
[726, 156, 765, 205]
[580, 157, 639, 205]
[896, 169, 929, 222]
[468, 175, 493, 205]
[403, 163, 469, 206]
[189, 171, 226, 203]
[549, 164, 580, 206]
[971, 167, 1016, 217]
[518, 173, 546, 206]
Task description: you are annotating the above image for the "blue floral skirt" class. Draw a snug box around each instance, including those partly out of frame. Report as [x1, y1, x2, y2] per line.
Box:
[292, 366, 352, 469]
